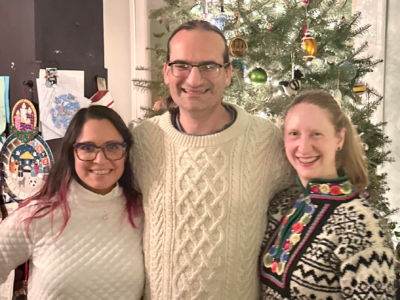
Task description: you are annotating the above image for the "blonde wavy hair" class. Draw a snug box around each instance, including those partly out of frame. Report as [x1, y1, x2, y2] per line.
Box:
[283, 90, 368, 193]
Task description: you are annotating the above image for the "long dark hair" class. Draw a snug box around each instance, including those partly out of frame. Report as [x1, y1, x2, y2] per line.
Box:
[19, 106, 139, 236]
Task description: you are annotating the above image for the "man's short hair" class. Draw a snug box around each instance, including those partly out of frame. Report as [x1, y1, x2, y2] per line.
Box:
[166, 20, 230, 64]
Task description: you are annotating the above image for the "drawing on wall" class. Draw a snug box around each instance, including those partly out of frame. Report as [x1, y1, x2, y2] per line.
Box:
[50, 93, 80, 130]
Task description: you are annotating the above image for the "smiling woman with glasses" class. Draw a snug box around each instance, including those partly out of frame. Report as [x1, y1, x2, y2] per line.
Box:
[0, 106, 144, 300]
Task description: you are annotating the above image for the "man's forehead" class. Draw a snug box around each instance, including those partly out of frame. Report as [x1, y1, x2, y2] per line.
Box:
[169, 29, 226, 62]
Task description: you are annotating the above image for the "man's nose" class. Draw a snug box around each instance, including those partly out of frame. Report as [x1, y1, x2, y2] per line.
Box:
[185, 66, 203, 86]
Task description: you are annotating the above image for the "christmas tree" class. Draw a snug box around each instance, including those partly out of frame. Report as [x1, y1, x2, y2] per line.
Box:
[132, 0, 397, 232]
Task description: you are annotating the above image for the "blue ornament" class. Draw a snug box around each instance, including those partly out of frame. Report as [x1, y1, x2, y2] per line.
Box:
[305, 203, 316, 214]
[339, 62, 357, 81]
[213, 14, 228, 31]
[280, 252, 289, 262]
[268, 246, 278, 256]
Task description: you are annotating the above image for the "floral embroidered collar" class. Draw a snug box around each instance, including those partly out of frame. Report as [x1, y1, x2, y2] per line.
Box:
[261, 174, 358, 279]
[297, 174, 357, 199]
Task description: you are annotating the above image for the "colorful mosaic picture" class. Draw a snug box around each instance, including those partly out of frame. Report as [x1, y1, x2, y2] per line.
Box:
[0, 134, 54, 202]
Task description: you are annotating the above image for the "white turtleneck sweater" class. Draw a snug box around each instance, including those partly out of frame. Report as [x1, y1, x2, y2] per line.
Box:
[132, 104, 293, 300]
[0, 180, 144, 300]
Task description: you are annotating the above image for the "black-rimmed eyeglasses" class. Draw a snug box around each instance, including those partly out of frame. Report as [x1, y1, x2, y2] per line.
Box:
[73, 142, 127, 162]
[167, 62, 230, 79]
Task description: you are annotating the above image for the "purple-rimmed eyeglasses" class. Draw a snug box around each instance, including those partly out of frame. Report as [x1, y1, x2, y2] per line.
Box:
[73, 142, 127, 161]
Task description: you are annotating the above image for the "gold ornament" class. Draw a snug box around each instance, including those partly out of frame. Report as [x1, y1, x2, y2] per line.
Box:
[353, 83, 367, 95]
[319, 184, 330, 194]
[277, 262, 285, 275]
[229, 36, 248, 59]
[289, 233, 301, 245]
[263, 253, 273, 268]
[301, 33, 318, 62]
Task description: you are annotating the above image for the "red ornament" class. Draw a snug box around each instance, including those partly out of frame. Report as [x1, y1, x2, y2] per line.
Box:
[20, 134, 23, 139]
[33, 130, 36, 133]
[42, 158, 49, 166]
[302, 0, 309, 4]
[310, 186, 320, 194]
[292, 222, 304, 233]
[13, 130, 17, 133]
[36, 145, 44, 152]
[267, 23, 273, 31]
[330, 185, 341, 196]
[303, 26, 308, 37]
[27, 134, 31, 138]
[272, 261, 279, 273]
[282, 217, 288, 226]
[283, 241, 291, 251]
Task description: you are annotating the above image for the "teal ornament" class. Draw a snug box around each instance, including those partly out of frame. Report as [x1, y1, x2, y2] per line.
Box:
[190, 4, 204, 16]
[249, 68, 267, 85]
[339, 62, 357, 81]
[325, 51, 336, 65]
[232, 59, 246, 78]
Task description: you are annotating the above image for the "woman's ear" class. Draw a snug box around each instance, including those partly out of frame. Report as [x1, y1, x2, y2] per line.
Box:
[337, 128, 346, 149]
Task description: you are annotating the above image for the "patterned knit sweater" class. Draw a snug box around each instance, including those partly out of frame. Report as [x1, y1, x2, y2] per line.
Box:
[259, 176, 396, 299]
[131, 104, 293, 300]
[0, 180, 144, 300]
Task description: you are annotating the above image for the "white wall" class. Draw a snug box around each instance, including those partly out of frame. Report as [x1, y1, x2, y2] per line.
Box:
[354, 0, 387, 123]
[103, 0, 151, 124]
[381, 0, 400, 231]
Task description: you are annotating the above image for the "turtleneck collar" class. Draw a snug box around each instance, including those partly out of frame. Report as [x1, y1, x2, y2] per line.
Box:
[68, 180, 125, 212]
[296, 173, 357, 199]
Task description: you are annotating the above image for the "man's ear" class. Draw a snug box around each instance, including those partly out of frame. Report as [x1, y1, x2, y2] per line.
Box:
[225, 65, 232, 87]
[164, 63, 170, 85]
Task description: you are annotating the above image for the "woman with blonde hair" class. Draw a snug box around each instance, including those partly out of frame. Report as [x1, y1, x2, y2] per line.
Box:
[259, 90, 396, 299]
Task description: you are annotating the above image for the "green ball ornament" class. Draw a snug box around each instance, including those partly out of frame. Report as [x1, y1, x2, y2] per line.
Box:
[249, 68, 267, 85]
[339, 62, 357, 81]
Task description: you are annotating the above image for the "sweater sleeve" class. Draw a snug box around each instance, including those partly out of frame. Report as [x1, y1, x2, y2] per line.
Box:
[0, 208, 35, 285]
[333, 201, 397, 299]
[131, 126, 144, 193]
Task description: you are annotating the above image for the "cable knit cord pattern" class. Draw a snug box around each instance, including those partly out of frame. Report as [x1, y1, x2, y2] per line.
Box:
[0, 181, 144, 300]
[132, 104, 293, 300]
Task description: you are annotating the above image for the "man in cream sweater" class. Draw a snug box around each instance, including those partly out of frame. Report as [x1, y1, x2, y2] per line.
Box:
[132, 20, 293, 300]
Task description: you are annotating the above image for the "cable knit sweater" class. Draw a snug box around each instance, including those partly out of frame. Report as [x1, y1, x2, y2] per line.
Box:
[132, 104, 293, 300]
[0, 180, 144, 300]
[259, 176, 396, 299]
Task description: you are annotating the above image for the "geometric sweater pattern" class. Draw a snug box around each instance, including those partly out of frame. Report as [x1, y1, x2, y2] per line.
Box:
[132, 104, 294, 300]
[0, 180, 144, 300]
[259, 177, 396, 300]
